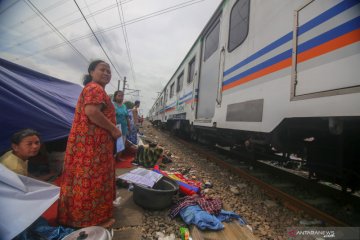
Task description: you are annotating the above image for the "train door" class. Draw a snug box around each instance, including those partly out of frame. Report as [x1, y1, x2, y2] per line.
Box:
[162, 89, 167, 122]
[160, 94, 165, 122]
[291, 0, 360, 100]
[196, 15, 221, 120]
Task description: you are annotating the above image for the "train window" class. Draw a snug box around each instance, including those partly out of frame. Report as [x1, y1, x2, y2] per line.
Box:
[177, 71, 184, 92]
[187, 57, 196, 83]
[170, 82, 175, 98]
[228, 0, 250, 52]
[204, 21, 220, 61]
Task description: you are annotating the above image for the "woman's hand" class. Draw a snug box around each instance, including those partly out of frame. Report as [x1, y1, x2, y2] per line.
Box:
[111, 127, 122, 139]
[85, 104, 122, 139]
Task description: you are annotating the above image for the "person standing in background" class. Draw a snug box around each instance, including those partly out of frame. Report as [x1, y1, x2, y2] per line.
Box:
[113, 90, 130, 160]
[140, 115, 144, 126]
[132, 100, 141, 131]
[127, 103, 138, 145]
[58, 60, 121, 228]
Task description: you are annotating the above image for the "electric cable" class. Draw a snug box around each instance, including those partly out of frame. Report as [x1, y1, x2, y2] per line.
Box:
[7, 0, 206, 61]
[2, 0, 204, 53]
[73, 0, 123, 81]
[5, 0, 69, 27]
[1, 0, 135, 52]
[83, 0, 123, 90]
[0, 0, 21, 15]
[116, 0, 137, 84]
[24, 0, 89, 63]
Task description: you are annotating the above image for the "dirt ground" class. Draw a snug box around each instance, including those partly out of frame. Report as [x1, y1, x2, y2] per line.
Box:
[133, 120, 311, 240]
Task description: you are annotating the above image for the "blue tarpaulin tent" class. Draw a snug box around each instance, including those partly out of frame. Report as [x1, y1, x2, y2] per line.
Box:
[0, 58, 82, 153]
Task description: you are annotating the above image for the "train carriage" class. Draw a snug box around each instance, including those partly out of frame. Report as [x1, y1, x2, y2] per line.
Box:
[150, 0, 360, 191]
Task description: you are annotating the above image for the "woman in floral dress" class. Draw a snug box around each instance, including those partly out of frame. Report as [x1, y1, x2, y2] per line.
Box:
[58, 60, 122, 228]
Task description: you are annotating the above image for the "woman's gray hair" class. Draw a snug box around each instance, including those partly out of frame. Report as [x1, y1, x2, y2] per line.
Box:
[11, 129, 40, 145]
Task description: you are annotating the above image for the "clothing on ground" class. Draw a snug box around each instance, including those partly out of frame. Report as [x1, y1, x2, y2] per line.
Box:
[179, 205, 224, 230]
[133, 145, 163, 168]
[15, 217, 74, 240]
[169, 195, 222, 219]
[153, 165, 201, 196]
[216, 210, 247, 225]
[179, 205, 247, 231]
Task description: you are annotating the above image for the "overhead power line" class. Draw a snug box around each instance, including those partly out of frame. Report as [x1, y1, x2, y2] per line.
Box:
[5, 0, 69, 25]
[83, 0, 124, 84]
[1, 0, 135, 52]
[0, 0, 21, 15]
[8, 0, 206, 60]
[24, 0, 89, 63]
[20, 0, 118, 90]
[116, 0, 137, 83]
[73, 0, 123, 80]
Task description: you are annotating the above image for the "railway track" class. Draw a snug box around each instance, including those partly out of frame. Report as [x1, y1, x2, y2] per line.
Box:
[149, 128, 360, 227]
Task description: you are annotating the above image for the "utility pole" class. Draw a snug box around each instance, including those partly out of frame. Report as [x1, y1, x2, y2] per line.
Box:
[123, 76, 127, 94]
[117, 79, 120, 91]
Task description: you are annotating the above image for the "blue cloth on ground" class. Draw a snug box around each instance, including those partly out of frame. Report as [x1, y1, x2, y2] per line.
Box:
[15, 217, 74, 240]
[216, 210, 247, 225]
[179, 205, 224, 230]
[179, 206, 248, 230]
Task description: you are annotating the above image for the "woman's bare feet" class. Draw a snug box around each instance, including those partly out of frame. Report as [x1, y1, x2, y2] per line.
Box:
[99, 218, 115, 228]
[115, 153, 124, 162]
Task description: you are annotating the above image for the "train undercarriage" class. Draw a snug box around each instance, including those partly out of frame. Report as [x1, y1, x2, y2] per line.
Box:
[153, 117, 360, 192]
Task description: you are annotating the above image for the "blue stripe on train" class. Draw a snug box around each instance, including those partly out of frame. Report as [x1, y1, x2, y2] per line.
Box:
[223, 16, 360, 87]
[223, 0, 359, 77]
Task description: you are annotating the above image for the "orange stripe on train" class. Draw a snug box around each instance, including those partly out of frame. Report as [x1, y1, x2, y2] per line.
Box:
[223, 29, 360, 92]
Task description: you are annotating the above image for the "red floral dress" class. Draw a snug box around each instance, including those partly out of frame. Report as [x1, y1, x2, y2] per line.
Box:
[58, 82, 115, 227]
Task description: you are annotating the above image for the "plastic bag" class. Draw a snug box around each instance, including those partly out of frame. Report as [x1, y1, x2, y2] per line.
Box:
[116, 124, 125, 153]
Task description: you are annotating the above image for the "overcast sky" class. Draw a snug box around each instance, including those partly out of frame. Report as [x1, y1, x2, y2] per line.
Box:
[0, 0, 221, 115]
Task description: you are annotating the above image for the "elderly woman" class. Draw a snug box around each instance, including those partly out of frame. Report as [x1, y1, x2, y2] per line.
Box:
[0, 129, 41, 176]
[58, 60, 121, 228]
[0, 128, 57, 181]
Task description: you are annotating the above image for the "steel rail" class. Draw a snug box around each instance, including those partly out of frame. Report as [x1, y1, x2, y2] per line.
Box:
[176, 138, 349, 227]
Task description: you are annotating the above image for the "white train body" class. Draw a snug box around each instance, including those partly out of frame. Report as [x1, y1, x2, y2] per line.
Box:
[149, 0, 360, 190]
[150, 0, 360, 131]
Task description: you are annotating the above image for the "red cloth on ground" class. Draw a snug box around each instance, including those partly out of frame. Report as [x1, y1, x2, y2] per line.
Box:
[169, 195, 222, 218]
[115, 150, 135, 168]
[42, 201, 59, 226]
[153, 165, 202, 195]
[42, 175, 62, 226]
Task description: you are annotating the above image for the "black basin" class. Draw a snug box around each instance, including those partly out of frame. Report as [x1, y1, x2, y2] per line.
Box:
[133, 176, 179, 210]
